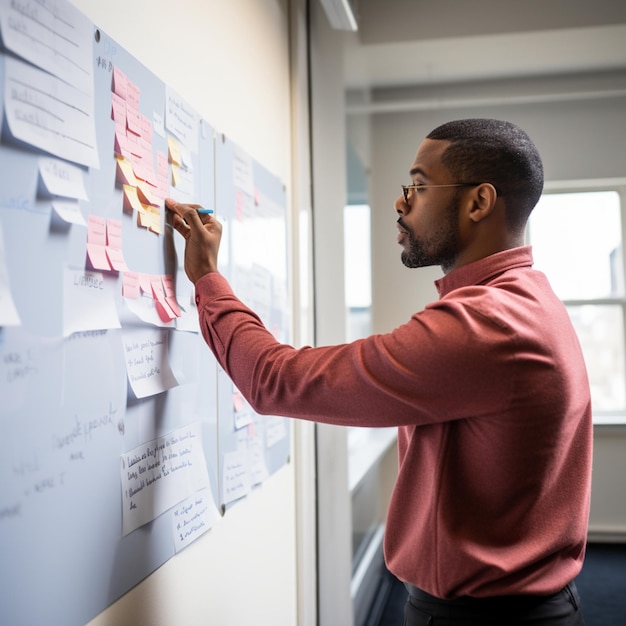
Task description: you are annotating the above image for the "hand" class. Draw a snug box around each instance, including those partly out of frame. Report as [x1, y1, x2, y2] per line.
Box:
[165, 198, 222, 284]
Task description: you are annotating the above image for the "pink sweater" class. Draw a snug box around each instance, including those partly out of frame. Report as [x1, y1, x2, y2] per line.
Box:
[195, 246, 592, 599]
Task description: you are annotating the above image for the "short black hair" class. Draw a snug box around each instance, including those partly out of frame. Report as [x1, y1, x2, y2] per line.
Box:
[426, 119, 544, 234]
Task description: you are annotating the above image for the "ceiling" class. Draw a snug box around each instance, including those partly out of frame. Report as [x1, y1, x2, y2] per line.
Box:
[342, 0, 626, 90]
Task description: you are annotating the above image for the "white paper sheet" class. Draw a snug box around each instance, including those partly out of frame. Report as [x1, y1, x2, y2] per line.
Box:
[0, 0, 94, 94]
[63, 267, 121, 336]
[4, 57, 99, 168]
[222, 449, 251, 505]
[123, 327, 178, 398]
[39, 157, 88, 200]
[171, 487, 220, 553]
[165, 86, 200, 154]
[120, 422, 211, 535]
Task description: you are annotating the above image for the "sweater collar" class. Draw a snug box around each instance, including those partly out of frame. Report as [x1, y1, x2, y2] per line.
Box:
[435, 246, 534, 298]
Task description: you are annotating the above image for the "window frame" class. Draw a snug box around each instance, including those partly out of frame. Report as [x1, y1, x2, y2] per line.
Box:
[529, 178, 626, 425]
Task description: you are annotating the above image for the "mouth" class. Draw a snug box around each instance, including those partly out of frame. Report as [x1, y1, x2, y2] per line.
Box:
[396, 220, 409, 243]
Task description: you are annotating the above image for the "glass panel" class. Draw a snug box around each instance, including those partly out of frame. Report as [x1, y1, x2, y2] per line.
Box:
[529, 191, 623, 300]
[344, 204, 372, 341]
[567, 304, 626, 413]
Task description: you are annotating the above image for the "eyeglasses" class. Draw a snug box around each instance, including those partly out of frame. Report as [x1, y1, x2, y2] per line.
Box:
[401, 183, 483, 205]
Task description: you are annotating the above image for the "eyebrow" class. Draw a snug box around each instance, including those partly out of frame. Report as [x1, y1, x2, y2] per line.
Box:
[409, 166, 430, 180]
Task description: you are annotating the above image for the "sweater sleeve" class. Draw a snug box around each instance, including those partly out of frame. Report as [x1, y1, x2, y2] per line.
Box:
[194, 273, 513, 427]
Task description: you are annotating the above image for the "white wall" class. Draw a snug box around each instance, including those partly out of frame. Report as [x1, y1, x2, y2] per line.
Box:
[71, 1, 313, 624]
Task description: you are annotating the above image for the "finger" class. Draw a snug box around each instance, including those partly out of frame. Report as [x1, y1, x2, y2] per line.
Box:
[165, 198, 202, 220]
[166, 199, 208, 231]
[170, 212, 191, 236]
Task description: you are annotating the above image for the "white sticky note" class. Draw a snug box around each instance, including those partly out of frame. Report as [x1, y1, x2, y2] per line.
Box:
[62, 267, 121, 336]
[123, 327, 178, 399]
[39, 157, 88, 200]
[172, 488, 220, 553]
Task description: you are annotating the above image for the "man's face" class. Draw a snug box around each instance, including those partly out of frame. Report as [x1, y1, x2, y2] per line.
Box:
[395, 139, 462, 274]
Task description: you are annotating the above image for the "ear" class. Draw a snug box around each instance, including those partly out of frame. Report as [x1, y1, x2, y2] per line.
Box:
[467, 183, 498, 224]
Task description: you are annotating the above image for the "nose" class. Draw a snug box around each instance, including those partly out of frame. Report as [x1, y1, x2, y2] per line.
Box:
[395, 193, 407, 216]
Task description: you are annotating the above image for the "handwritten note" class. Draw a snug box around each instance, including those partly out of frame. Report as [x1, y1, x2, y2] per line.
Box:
[165, 87, 200, 154]
[123, 328, 178, 398]
[38, 157, 88, 200]
[4, 57, 99, 168]
[0, 327, 40, 414]
[233, 146, 254, 197]
[249, 438, 270, 486]
[120, 422, 210, 535]
[105, 219, 128, 271]
[62, 267, 121, 336]
[0, 0, 94, 93]
[86, 215, 111, 271]
[222, 449, 251, 505]
[171, 488, 220, 553]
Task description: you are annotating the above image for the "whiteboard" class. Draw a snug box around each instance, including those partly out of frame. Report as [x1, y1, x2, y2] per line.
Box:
[0, 2, 291, 624]
[215, 134, 291, 511]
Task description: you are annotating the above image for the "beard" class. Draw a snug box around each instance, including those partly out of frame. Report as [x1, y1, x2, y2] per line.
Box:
[399, 191, 460, 273]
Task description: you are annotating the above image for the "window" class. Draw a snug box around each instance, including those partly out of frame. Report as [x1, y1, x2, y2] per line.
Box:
[528, 188, 626, 423]
[344, 203, 372, 341]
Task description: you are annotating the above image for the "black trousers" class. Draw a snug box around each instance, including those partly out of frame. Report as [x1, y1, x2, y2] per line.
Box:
[403, 582, 585, 626]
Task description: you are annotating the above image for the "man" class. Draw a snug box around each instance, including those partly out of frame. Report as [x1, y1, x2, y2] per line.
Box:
[166, 118, 591, 625]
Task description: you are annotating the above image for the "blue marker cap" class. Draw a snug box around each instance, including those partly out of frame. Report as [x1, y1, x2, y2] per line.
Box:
[196, 208, 214, 215]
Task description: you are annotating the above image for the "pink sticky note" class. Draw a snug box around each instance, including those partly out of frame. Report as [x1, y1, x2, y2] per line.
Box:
[138, 153, 157, 187]
[125, 132, 142, 157]
[161, 276, 182, 317]
[122, 271, 140, 299]
[86, 243, 112, 271]
[155, 176, 169, 199]
[111, 92, 127, 125]
[139, 113, 153, 142]
[150, 275, 165, 300]
[233, 391, 245, 412]
[114, 129, 131, 158]
[165, 297, 181, 317]
[138, 273, 153, 296]
[156, 299, 177, 323]
[127, 80, 141, 110]
[126, 107, 142, 137]
[106, 246, 128, 272]
[112, 66, 128, 100]
[86, 215, 110, 270]
[162, 274, 176, 298]
[107, 219, 123, 248]
[156, 151, 168, 179]
[236, 190, 244, 221]
[105, 219, 128, 271]
[87, 215, 107, 245]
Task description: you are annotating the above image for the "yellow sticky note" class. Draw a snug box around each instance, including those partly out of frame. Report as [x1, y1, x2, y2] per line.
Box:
[116, 156, 138, 187]
[136, 180, 159, 207]
[122, 184, 143, 214]
[167, 136, 181, 166]
[138, 205, 162, 234]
